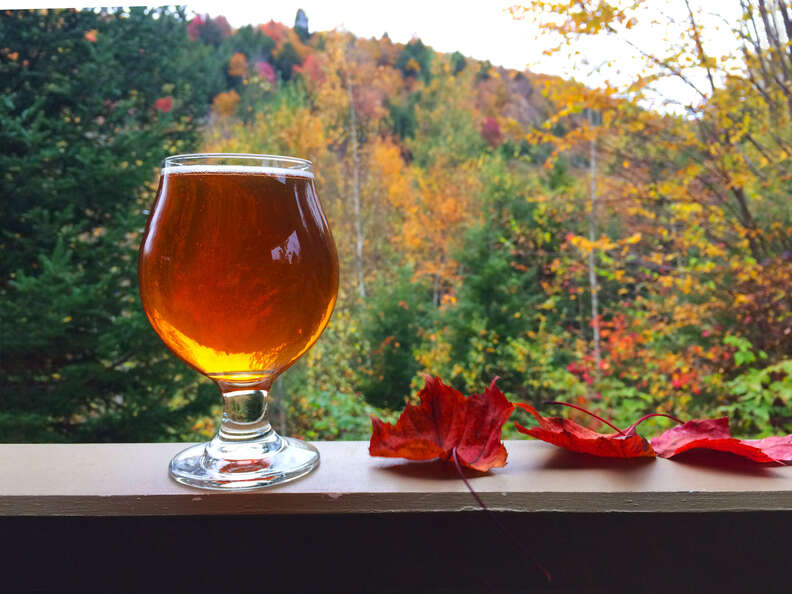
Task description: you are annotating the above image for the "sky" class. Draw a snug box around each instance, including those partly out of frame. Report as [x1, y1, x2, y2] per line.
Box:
[3, 0, 543, 71]
[186, 0, 538, 71]
[4, 0, 744, 110]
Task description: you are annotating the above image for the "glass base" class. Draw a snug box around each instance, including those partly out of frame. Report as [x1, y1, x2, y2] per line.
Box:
[170, 432, 319, 491]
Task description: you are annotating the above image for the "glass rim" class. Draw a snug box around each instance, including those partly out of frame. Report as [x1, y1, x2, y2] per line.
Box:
[163, 153, 313, 171]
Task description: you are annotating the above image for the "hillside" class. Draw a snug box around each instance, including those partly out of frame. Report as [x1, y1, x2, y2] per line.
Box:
[1, 7, 790, 443]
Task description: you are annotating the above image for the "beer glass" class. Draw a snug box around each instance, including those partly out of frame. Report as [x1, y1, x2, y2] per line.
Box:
[138, 154, 338, 489]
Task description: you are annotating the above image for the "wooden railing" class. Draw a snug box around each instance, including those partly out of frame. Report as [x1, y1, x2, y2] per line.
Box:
[2, 441, 791, 592]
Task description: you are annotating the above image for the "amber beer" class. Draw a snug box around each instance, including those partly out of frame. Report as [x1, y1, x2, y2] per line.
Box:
[138, 165, 338, 389]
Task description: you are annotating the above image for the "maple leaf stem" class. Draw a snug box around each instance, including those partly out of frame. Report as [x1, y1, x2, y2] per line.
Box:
[626, 412, 684, 433]
[544, 401, 626, 435]
[452, 448, 552, 583]
[451, 447, 487, 509]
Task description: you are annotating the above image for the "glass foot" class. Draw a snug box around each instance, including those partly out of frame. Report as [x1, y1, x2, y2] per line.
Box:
[170, 432, 319, 491]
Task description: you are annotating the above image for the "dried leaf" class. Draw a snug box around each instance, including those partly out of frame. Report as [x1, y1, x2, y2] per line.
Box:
[369, 377, 514, 471]
[514, 403, 655, 458]
[742, 436, 792, 462]
[651, 418, 792, 463]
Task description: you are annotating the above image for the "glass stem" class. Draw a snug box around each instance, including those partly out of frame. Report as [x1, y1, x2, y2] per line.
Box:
[217, 389, 273, 442]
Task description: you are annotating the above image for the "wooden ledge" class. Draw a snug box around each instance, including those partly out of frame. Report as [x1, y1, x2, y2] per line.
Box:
[1, 440, 791, 516]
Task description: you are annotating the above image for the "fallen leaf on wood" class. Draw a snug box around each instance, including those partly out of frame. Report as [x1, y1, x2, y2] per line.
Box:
[369, 376, 514, 471]
[514, 402, 657, 459]
[651, 418, 792, 463]
[741, 435, 792, 462]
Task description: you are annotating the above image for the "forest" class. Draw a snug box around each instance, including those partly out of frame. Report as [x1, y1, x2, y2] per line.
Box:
[1, 3, 790, 443]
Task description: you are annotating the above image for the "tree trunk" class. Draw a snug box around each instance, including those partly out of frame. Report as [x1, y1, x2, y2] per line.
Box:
[348, 85, 366, 299]
[588, 114, 601, 375]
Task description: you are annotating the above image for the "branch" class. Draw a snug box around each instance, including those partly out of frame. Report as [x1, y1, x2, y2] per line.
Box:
[684, 0, 717, 95]
[619, 35, 709, 102]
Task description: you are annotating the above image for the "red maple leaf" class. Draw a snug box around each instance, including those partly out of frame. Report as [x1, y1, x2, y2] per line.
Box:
[742, 435, 792, 462]
[514, 402, 657, 458]
[651, 418, 792, 463]
[369, 376, 514, 471]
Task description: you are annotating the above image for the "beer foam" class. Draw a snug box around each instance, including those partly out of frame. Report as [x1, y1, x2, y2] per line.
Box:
[162, 165, 314, 178]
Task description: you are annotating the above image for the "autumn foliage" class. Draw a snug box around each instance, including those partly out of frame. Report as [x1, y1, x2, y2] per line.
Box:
[4, 5, 792, 443]
[211, 89, 240, 118]
[227, 52, 248, 78]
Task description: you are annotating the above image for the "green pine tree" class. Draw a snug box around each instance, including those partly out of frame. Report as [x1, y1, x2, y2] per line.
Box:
[358, 268, 432, 410]
[431, 158, 564, 399]
[0, 8, 225, 442]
